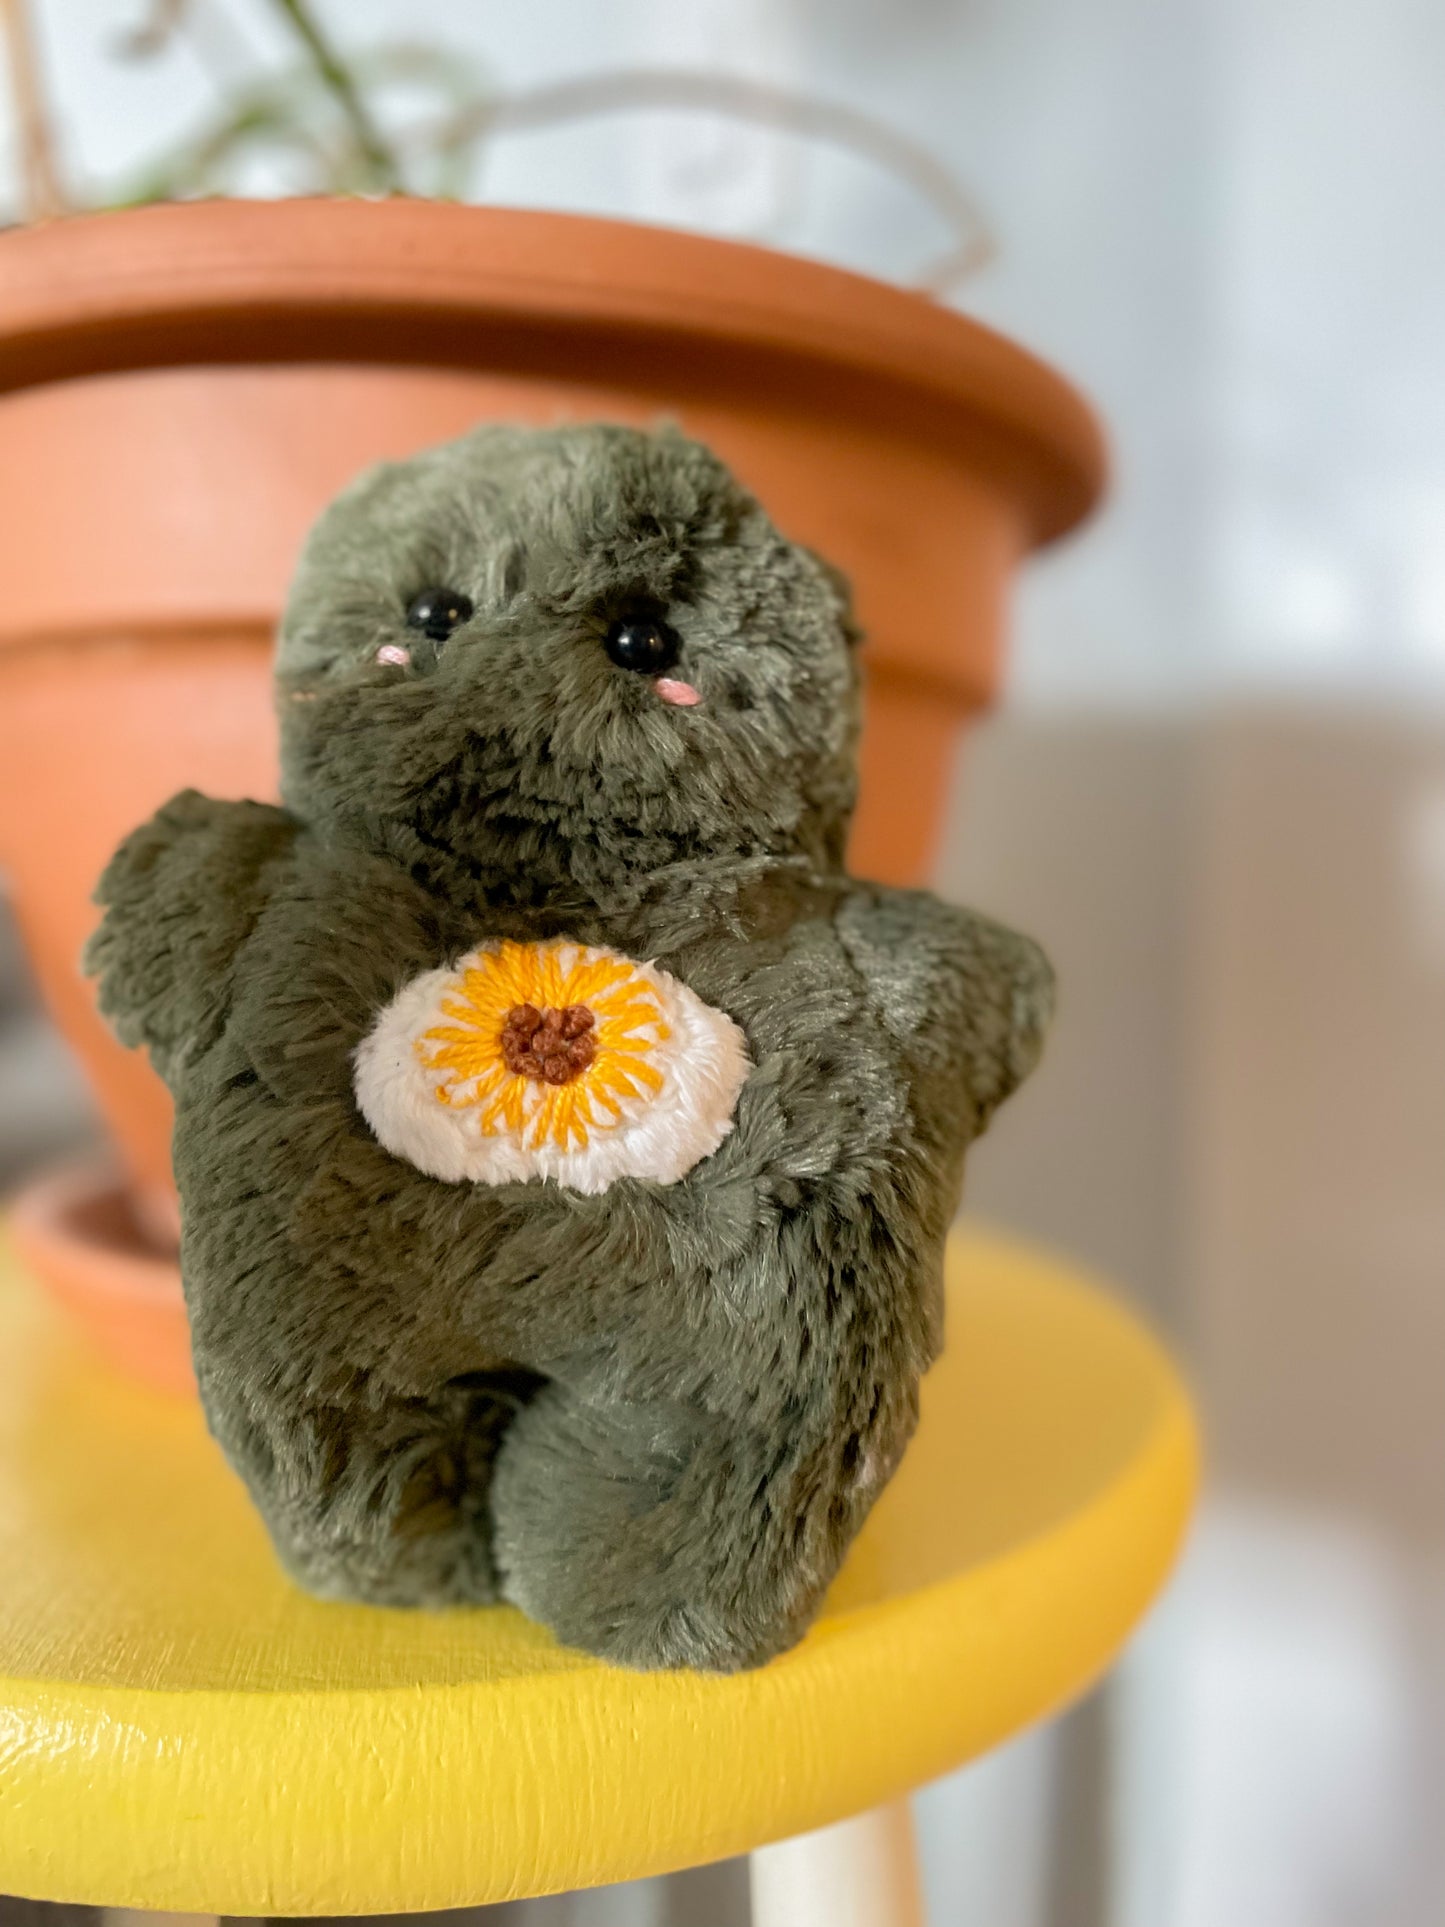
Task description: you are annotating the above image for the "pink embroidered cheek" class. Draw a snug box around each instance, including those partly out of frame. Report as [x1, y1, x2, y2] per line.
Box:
[376, 644, 412, 668]
[654, 678, 701, 707]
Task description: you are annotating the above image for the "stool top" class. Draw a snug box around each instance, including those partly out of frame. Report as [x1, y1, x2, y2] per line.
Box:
[0, 1221, 1196, 1915]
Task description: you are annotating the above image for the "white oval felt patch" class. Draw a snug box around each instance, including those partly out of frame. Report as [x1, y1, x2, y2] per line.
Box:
[354, 939, 751, 1194]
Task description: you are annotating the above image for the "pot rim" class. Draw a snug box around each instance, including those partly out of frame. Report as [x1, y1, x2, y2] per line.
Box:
[6, 1161, 194, 1397]
[0, 199, 1105, 546]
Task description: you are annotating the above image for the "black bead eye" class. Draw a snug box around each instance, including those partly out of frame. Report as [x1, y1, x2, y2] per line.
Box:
[405, 586, 473, 643]
[603, 614, 679, 675]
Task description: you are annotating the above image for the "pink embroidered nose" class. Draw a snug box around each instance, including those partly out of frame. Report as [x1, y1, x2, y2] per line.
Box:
[376, 644, 411, 667]
[655, 678, 701, 707]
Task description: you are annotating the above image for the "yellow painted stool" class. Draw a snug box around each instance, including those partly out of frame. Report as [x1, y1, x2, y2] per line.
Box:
[0, 1222, 1197, 1922]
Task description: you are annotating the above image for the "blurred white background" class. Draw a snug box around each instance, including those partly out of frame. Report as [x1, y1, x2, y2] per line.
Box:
[2, 3, 1443, 1923]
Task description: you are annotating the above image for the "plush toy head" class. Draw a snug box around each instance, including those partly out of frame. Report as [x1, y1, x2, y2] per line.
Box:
[277, 424, 860, 887]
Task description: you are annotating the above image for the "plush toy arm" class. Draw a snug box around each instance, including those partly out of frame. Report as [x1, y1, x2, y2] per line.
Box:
[836, 883, 1054, 1140]
[86, 789, 300, 1087]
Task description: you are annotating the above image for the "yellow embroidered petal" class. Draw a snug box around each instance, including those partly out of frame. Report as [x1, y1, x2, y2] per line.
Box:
[599, 1003, 661, 1034]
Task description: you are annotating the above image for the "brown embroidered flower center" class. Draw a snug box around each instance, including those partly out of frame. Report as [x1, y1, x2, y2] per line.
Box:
[500, 1001, 597, 1086]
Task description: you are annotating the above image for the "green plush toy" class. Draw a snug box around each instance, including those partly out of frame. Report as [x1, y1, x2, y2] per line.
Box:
[86, 423, 1052, 1673]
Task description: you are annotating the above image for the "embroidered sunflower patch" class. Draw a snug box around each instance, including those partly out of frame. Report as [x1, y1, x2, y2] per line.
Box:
[354, 940, 751, 1193]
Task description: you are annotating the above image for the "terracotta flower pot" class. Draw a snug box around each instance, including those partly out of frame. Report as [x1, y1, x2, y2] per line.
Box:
[0, 199, 1103, 1390]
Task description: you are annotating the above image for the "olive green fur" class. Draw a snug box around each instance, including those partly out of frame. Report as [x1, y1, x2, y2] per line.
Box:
[86, 423, 1052, 1672]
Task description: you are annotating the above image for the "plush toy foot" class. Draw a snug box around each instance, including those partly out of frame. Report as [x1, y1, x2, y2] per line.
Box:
[490, 1383, 821, 1673]
[212, 1376, 536, 1608]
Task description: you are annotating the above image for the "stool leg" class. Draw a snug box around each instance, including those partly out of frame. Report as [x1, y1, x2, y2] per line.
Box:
[748, 1798, 926, 1927]
[104, 1914, 218, 1927]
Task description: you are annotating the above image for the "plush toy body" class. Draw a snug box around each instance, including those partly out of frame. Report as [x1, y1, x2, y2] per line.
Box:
[87, 424, 1052, 1672]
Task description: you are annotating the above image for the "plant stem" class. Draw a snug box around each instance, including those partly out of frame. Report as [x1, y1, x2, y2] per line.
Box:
[423, 68, 995, 295]
[268, 0, 401, 191]
[0, 0, 69, 218]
